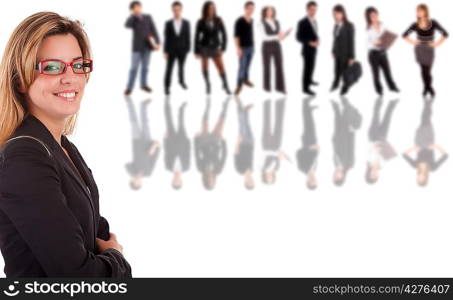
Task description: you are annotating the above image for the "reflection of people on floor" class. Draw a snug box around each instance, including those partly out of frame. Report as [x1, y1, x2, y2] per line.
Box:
[234, 97, 254, 190]
[366, 97, 398, 184]
[296, 97, 319, 190]
[261, 98, 289, 185]
[164, 97, 190, 190]
[195, 97, 230, 190]
[332, 97, 362, 186]
[125, 96, 160, 190]
[403, 98, 448, 186]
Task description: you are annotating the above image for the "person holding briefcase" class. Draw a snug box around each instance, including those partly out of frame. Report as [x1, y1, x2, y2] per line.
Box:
[331, 4, 356, 96]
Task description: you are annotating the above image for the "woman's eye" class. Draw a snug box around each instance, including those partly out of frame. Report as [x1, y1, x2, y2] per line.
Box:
[44, 65, 59, 71]
[73, 63, 83, 69]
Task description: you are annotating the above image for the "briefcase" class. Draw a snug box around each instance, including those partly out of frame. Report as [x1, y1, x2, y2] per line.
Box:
[343, 61, 362, 86]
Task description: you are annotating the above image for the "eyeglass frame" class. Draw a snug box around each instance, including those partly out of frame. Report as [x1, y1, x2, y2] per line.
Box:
[35, 58, 93, 75]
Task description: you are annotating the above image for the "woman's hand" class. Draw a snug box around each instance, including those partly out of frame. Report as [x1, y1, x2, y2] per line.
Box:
[96, 233, 123, 254]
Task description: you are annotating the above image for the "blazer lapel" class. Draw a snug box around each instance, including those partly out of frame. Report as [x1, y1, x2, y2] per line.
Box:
[56, 141, 93, 205]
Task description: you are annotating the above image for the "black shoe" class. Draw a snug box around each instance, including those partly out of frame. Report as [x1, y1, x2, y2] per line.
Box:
[311, 81, 319, 86]
[377, 89, 383, 96]
[164, 87, 170, 95]
[423, 88, 429, 97]
[141, 86, 152, 93]
[124, 89, 132, 96]
[180, 82, 188, 90]
[223, 84, 231, 95]
[428, 87, 436, 98]
[303, 89, 316, 96]
[340, 85, 349, 96]
[390, 86, 400, 93]
[330, 84, 339, 92]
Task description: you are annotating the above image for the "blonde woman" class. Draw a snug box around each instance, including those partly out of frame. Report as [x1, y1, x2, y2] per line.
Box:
[0, 12, 131, 277]
[403, 4, 448, 98]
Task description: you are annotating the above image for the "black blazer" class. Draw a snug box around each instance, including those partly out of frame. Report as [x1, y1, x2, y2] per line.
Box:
[332, 22, 355, 60]
[125, 14, 160, 52]
[194, 18, 227, 55]
[296, 17, 318, 56]
[164, 19, 191, 55]
[0, 115, 132, 277]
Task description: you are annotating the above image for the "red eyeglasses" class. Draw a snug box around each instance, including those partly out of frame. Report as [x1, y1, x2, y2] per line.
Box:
[35, 58, 93, 75]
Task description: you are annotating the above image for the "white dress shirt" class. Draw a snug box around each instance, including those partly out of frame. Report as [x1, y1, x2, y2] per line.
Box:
[173, 18, 182, 35]
[367, 23, 385, 50]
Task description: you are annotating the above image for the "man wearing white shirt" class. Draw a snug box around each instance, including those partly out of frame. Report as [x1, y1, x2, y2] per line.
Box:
[163, 1, 191, 95]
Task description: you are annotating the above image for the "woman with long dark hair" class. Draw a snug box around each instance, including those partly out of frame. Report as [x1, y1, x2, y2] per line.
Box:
[365, 7, 399, 95]
[260, 6, 291, 94]
[331, 4, 355, 95]
[194, 1, 231, 94]
[403, 4, 448, 98]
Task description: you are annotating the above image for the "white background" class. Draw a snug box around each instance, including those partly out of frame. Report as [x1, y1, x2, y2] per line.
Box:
[0, 0, 452, 277]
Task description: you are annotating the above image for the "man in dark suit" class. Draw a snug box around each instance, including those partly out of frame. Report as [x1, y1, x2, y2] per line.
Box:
[163, 1, 191, 95]
[125, 1, 160, 96]
[296, 1, 319, 96]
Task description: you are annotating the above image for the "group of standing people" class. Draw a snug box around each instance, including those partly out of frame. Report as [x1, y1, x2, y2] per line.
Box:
[124, 1, 448, 97]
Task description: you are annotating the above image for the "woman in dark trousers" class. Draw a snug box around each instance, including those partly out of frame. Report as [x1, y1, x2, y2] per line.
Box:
[403, 4, 448, 98]
[195, 1, 231, 95]
[0, 12, 131, 277]
[260, 6, 290, 94]
[365, 7, 399, 96]
[331, 4, 355, 95]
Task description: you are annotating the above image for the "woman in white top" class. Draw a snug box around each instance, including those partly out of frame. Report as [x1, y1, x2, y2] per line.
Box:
[260, 6, 291, 94]
[365, 7, 399, 95]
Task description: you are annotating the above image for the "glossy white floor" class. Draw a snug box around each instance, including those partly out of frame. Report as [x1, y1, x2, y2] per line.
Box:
[0, 0, 452, 277]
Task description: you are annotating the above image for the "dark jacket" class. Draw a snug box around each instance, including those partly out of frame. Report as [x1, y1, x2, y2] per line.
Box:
[0, 115, 132, 277]
[296, 17, 318, 56]
[125, 14, 160, 52]
[164, 19, 191, 55]
[332, 22, 355, 60]
[194, 18, 227, 55]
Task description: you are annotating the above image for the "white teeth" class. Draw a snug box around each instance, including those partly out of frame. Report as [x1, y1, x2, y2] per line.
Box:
[56, 92, 76, 98]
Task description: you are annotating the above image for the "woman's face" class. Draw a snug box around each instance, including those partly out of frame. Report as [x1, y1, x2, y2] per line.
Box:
[417, 8, 427, 20]
[370, 11, 379, 24]
[207, 4, 215, 18]
[27, 34, 86, 121]
[265, 7, 274, 19]
[334, 11, 343, 23]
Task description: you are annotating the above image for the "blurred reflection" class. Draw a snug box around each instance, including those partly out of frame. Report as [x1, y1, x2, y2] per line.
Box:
[164, 96, 190, 190]
[365, 97, 398, 184]
[234, 97, 255, 190]
[296, 96, 319, 190]
[261, 97, 289, 185]
[331, 96, 362, 186]
[125, 96, 160, 190]
[403, 98, 448, 187]
[195, 97, 230, 190]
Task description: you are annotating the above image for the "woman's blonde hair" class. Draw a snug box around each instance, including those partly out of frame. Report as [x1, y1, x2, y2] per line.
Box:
[0, 11, 92, 146]
[416, 4, 430, 25]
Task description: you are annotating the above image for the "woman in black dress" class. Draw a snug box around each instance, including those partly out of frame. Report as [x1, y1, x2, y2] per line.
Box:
[195, 1, 231, 95]
[403, 4, 448, 98]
